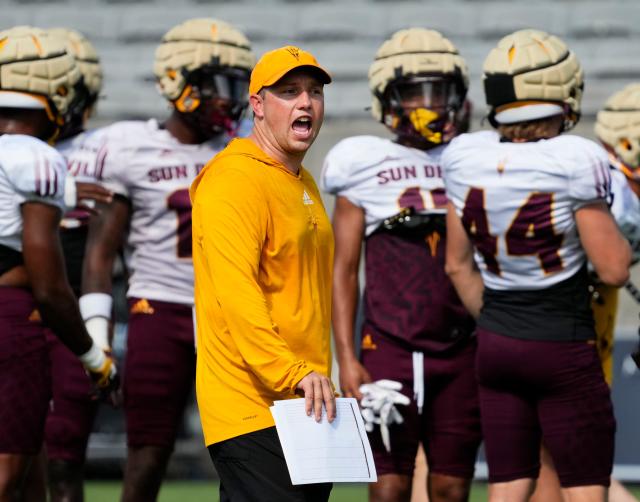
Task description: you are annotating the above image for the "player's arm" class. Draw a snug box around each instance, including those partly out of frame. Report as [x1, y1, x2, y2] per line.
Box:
[331, 195, 371, 400]
[576, 201, 631, 287]
[445, 201, 484, 318]
[22, 201, 118, 399]
[81, 196, 130, 349]
[64, 174, 114, 213]
[73, 181, 114, 215]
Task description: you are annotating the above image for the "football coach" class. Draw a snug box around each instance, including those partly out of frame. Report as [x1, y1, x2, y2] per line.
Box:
[190, 46, 335, 502]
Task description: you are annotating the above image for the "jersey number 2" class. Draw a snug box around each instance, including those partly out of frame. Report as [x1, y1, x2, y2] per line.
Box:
[167, 188, 192, 258]
[461, 188, 563, 275]
[398, 186, 447, 210]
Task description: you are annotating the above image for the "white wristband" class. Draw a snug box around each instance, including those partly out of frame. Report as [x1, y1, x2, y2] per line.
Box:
[79, 342, 106, 371]
[79, 293, 113, 321]
[64, 176, 77, 209]
[85, 317, 110, 350]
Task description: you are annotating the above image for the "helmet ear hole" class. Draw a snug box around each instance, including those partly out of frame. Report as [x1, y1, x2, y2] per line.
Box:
[174, 84, 200, 113]
[386, 92, 401, 113]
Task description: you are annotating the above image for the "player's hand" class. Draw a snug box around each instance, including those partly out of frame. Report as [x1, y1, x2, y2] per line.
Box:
[295, 371, 336, 423]
[75, 182, 113, 214]
[338, 357, 371, 401]
[79, 344, 121, 407]
[359, 379, 410, 452]
[87, 350, 121, 407]
[76, 182, 113, 204]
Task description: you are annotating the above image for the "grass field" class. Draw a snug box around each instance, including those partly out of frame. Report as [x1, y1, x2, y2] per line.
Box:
[86, 481, 640, 501]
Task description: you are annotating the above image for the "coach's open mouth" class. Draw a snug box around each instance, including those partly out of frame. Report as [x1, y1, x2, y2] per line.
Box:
[292, 116, 312, 138]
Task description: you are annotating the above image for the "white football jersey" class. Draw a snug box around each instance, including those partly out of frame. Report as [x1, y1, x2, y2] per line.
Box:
[95, 119, 225, 305]
[321, 136, 447, 235]
[609, 160, 640, 261]
[0, 134, 66, 251]
[444, 131, 611, 291]
[57, 129, 108, 228]
[57, 129, 107, 183]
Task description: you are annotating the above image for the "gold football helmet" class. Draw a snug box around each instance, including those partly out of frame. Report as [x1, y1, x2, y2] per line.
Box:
[49, 28, 102, 104]
[483, 29, 583, 130]
[595, 83, 640, 179]
[154, 18, 255, 136]
[0, 25, 82, 140]
[369, 28, 469, 146]
[48, 28, 103, 138]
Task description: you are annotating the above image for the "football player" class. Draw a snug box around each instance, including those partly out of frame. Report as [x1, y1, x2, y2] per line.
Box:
[595, 84, 640, 502]
[592, 83, 640, 383]
[444, 29, 631, 502]
[530, 83, 640, 502]
[321, 28, 481, 502]
[594, 84, 640, 368]
[597, 84, 640, 198]
[81, 18, 255, 501]
[531, 83, 640, 502]
[0, 25, 117, 499]
[39, 28, 113, 502]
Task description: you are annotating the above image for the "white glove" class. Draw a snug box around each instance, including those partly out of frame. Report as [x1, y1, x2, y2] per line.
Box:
[359, 379, 410, 453]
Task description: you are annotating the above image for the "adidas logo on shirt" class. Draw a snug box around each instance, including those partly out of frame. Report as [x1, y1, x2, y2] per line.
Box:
[302, 190, 314, 205]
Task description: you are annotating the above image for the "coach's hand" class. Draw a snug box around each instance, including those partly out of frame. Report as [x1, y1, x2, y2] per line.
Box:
[296, 371, 336, 423]
[338, 357, 371, 401]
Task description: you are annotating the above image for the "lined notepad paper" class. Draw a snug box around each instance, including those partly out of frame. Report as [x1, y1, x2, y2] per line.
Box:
[270, 398, 377, 485]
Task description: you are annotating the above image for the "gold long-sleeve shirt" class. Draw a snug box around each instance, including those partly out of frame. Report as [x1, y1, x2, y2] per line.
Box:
[190, 138, 334, 445]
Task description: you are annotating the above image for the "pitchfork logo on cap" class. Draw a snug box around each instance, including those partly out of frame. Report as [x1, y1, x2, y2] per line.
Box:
[287, 47, 300, 60]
